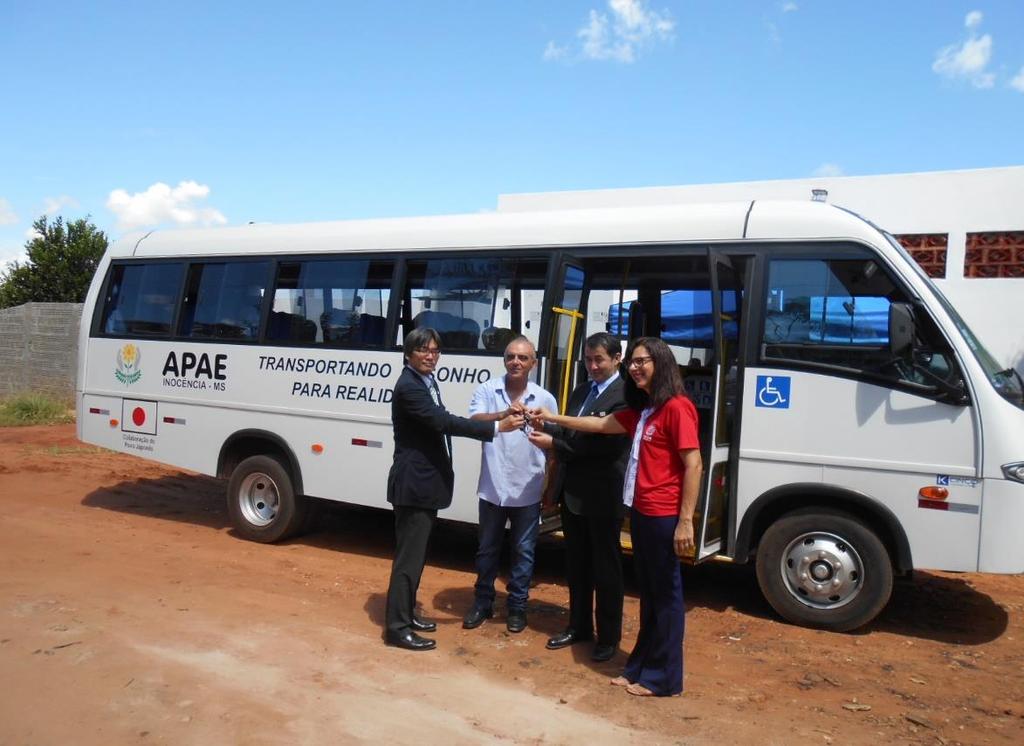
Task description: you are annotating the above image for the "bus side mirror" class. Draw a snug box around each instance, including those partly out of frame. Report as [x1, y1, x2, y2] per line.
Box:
[889, 302, 915, 357]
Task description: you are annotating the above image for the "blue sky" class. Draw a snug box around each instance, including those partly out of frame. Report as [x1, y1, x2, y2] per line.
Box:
[1, 1, 1022, 266]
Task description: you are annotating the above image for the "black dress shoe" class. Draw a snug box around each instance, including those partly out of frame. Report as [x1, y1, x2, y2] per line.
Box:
[506, 610, 527, 633]
[411, 615, 437, 633]
[545, 628, 592, 650]
[591, 643, 617, 662]
[385, 630, 437, 651]
[462, 606, 493, 629]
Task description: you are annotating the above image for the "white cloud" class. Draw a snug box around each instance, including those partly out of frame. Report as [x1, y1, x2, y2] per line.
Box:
[0, 244, 27, 270]
[545, 0, 674, 64]
[106, 180, 228, 231]
[1010, 66, 1024, 93]
[543, 41, 568, 61]
[0, 198, 17, 226]
[812, 163, 844, 177]
[782, 2, 799, 12]
[932, 12, 995, 89]
[41, 194, 79, 217]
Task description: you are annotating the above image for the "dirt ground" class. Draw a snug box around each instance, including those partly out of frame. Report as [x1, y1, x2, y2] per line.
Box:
[1, 425, 1023, 745]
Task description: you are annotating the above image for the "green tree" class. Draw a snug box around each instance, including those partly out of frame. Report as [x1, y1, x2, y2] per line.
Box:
[0, 215, 108, 307]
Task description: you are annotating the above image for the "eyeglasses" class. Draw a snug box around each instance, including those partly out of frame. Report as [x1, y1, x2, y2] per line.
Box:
[627, 356, 653, 369]
[414, 346, 441, 357]
[504, 353, 532, 362]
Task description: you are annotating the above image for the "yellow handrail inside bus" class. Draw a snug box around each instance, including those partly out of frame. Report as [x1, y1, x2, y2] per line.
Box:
[550, 305, 584, 414]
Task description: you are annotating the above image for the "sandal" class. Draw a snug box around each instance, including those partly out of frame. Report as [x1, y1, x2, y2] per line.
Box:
[626, 682, 657, 697]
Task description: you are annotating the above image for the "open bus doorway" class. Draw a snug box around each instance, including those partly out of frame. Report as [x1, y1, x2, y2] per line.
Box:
[543, 251, 748, 561]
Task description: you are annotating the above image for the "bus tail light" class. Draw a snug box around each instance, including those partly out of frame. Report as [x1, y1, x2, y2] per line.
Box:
[919, 486, 949, 500]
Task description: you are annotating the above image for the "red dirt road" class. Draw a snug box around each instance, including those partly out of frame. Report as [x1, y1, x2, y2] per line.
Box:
[1, 425, 1023, 745]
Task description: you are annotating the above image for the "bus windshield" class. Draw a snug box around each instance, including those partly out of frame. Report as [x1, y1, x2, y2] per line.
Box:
[886, 233, 1023, 409]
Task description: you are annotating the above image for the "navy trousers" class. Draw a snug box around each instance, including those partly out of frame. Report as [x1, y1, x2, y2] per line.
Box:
[623, 508, 685, 696]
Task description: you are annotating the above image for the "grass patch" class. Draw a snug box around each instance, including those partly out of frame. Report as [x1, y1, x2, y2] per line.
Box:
[0, 392, 75, 427]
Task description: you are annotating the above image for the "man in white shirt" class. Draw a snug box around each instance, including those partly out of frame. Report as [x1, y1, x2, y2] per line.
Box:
[462, 336, 557, 633]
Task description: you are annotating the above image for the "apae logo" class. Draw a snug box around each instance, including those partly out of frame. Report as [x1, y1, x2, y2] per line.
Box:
[115, 343, 142, 385]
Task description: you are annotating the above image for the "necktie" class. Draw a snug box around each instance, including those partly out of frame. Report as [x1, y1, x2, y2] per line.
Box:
[577, 382, 600, 416]
[429, 376, 451, 460]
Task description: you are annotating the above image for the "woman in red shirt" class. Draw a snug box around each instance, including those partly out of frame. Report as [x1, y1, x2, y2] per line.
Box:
[530, 337, 703, 696]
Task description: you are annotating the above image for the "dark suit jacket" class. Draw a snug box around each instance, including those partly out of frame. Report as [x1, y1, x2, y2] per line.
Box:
[387, 366, 494, 511]
[548, 376, 630, 517]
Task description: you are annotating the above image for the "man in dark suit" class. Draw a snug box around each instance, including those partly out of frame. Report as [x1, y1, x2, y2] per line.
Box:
[528, 332, 630, 662]
[385, 327, 523, 651]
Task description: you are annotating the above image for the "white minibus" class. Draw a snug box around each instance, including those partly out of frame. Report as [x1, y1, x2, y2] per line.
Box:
[77, 200, 1024, 631]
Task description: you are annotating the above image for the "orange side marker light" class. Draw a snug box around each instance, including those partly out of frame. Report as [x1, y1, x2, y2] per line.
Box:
[919, 486, 949, 500]
[311, 443, 324, 454]
[109, 419, 119, 427]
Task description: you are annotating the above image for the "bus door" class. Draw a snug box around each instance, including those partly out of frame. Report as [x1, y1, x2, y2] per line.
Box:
[691, 251, 745, 561]
[540, 256, 588, 415]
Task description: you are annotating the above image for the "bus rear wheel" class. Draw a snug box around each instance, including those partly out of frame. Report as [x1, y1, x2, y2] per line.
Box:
[227, 455, 307, 543]
[755, 508, 893, 632]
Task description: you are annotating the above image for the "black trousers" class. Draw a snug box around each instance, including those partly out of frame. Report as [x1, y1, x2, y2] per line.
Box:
[385, 505, 437, 635]
[561, 505, 624, 645]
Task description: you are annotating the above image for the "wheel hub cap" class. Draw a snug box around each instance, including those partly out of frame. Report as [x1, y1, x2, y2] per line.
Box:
[238, 472, 280, 527]
[780, 531, 864, 610]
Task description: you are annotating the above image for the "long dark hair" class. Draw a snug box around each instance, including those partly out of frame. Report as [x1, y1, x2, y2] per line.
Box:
[622, 336, 686, 411]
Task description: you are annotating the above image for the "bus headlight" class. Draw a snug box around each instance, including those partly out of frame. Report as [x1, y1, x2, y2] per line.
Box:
[1003, 462, 1024, 484]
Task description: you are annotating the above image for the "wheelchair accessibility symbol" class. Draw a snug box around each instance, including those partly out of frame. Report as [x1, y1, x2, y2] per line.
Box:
[756, 375, 791, 409]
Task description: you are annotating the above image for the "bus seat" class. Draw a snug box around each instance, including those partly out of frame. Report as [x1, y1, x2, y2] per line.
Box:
[481, 326, 516, 352]
[413, 309, 458, 332]
[295, 317, 317, 342]
[355, 314, 385, 345]
[413, 311, 480, 350]
[321, 308, 357, 344]
[104, 308, 126, 334]
[268, 310, 315, 343]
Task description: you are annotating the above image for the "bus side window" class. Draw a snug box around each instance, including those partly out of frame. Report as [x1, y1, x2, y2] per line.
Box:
[98, 262, 184, 338]
[761, 257, 962, 392]
[179, 261, 271, 341]
[399, 258, 546, 353]
[267, 258, 393, 348]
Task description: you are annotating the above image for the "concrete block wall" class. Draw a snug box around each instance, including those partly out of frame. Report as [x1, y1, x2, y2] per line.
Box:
[0, 303, 83, 399]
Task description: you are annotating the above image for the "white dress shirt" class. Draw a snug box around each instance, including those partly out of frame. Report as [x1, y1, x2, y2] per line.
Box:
[469, 376, 557, 507]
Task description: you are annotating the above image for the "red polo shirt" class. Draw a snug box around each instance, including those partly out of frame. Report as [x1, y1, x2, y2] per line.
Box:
[614, 395, 700, 517]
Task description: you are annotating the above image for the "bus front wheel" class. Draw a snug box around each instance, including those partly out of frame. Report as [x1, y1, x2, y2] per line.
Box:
[227, 455, 307, 543]
[755, 508, 893, 632]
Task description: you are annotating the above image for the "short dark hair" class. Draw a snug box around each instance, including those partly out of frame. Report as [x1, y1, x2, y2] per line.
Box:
[622, 336, 686, 410]
[584, 332, 621, 359]
[403, 327, 441, 360]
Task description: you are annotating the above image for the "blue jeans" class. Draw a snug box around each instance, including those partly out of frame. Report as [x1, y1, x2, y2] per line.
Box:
[473, 499, 541, 612]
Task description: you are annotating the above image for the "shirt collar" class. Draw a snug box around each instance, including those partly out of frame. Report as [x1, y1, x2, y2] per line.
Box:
[406, 364, 435, 389]
[590, 371, 619, 397]
[497, 376, 537, 404]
